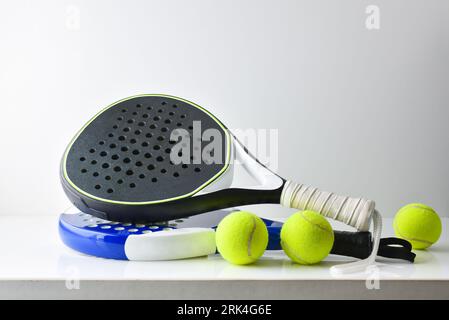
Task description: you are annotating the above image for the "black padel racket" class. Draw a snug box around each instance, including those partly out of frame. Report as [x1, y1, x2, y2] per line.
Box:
[61, 94, 383, 273]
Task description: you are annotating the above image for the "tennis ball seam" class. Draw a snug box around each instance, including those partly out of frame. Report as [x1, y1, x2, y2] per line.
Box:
[299, 212, 333, 235]
[398, 205, 435, 215]
[393, 219, 434, 245]
[246, 216, 257, 257]
[281, 239, 310, 265]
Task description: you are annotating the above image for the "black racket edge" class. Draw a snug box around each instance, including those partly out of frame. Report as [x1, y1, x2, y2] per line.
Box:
[61, 161, 285, 222]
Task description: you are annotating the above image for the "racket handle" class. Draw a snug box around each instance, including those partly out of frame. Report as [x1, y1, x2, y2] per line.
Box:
[266, 226, 371, 258]
[280, 180, 375, 231]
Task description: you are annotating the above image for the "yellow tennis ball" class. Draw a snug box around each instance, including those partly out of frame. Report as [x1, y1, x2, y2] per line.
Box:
[393, 203, 442, 250]
[281, 211, 334, 265]
[215, 211, 268, 265]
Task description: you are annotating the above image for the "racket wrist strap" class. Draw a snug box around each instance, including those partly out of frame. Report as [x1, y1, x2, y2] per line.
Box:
[330, 209, 382, 274]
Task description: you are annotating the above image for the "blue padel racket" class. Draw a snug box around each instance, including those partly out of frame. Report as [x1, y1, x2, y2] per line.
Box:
[59, 207, 229, 260]
[60, 208, 414, 262]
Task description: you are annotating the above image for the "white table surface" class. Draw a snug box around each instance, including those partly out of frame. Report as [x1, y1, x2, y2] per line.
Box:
[1, 213, 448, 299]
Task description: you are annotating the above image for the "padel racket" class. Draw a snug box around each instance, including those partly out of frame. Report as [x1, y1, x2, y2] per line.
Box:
[60, 94, 382, 273]
[59, 207, 227, 260]
[60, 208, 414, 262]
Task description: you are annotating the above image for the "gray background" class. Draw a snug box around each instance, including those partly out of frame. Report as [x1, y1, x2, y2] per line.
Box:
[0, 0, 448, 217]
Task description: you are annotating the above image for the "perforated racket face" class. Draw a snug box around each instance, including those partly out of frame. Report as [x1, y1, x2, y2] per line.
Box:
[63, 211, 179, 234]
[63, 95, 230, 203]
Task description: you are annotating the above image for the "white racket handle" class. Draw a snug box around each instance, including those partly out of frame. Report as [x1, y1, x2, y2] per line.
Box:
[280, 180, 375, 231]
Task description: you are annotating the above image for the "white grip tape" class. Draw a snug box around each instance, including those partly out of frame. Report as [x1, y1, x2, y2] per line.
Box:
[280, 180, 375, 231]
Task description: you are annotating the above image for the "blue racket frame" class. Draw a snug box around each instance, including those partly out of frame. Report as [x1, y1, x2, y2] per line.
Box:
[59, 209, 283, 260]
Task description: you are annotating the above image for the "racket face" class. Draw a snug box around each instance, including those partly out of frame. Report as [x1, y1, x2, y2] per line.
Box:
[59, 207, 228, 260]
[62, 94, 231, 204]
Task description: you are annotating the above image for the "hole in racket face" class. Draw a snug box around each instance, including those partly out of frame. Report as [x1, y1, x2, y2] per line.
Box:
[62, 213, 179, 235]
[64, 95, 230, 202]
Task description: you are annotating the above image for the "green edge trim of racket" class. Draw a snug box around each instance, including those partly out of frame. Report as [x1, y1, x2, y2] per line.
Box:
[62, 93, 232, 205]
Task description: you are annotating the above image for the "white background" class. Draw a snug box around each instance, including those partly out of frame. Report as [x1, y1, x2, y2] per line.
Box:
[1, 0, 448, 217]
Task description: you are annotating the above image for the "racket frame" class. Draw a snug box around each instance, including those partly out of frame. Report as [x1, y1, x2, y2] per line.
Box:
[59, 208, 226, 260]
